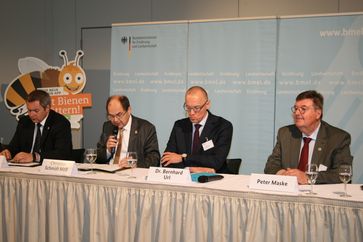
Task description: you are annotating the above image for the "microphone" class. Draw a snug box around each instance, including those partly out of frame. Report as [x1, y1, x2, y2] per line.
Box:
[110, 126, 119, 155]
[197, 174, 224, 183]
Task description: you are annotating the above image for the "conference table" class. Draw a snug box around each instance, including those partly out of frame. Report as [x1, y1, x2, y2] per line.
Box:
[0, 166, 362, 242]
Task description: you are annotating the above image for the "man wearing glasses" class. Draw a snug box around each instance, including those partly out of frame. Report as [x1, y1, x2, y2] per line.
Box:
[161, 86, 233, 173]
[96, 95, 160, 168]
[264, 90, 353, 184]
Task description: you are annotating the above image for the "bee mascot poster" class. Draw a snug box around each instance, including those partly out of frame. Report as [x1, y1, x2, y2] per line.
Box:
[3, 50, 92, 129]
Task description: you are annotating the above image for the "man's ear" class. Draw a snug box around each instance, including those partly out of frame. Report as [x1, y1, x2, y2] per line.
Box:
[205, 100, 211, 110]
[316, 109, 322, 120]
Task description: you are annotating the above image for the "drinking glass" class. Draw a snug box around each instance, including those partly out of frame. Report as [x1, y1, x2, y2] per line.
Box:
[305, 163, 319, 195]
[126, 151, 137, 178]
[339, 164, 352, 197]
[84, 148, 97, 174]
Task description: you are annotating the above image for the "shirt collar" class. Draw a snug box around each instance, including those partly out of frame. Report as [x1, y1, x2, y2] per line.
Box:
[123, 115, 132, 131]
[196, 111, 208, 127]
[302, 121, 321, 140]
[38, 114, 49, 127]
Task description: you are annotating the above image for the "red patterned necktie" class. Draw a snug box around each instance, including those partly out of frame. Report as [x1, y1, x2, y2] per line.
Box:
[298, 137, 312, 171]
[192, 124, 201, 154]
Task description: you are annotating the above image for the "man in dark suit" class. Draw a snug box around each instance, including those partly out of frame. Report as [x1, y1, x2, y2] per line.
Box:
[161, 86, 233, 173]
[264, 90, 353, 184]
[96, 95, 160, 168]
[1, 90, 72, 163]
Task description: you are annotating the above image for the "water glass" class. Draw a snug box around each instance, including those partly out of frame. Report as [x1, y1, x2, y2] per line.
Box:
[339, 164, 352, 197]
[84, 148, 97, 174]
[305, 163, 319, 195]
[126, 151, 137, 178]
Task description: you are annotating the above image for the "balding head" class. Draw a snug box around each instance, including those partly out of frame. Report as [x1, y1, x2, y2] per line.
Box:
[185, 86, 209, 100]
[184, 86, 210, 124]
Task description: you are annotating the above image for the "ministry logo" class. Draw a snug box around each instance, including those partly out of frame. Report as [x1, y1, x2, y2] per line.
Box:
[121, 36, 128, 44]
[120, 36, 132, 58]
[120, 35, 158, 58]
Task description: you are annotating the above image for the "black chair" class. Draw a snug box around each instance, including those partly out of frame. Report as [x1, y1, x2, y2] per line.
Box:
[71, 148, 85, 163]
[226, 158, 242, 174]
[0, 142, 8, 152]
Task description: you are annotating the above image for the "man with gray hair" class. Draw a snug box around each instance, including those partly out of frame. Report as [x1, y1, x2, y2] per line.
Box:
[265, 90, 353, 184]
[1, 89, 72, 163]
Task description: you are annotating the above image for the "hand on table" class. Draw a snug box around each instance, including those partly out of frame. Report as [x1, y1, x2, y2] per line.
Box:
[189, 167, 215, 173]
[161, 152, 183, 166]
[11, 152, 33, 163]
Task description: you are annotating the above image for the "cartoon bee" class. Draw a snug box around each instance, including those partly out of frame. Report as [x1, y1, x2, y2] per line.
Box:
[58, 50, 86, 94]
[4, 50, 86, 120]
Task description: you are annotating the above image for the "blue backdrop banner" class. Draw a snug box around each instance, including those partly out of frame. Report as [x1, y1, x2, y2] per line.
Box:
[276, 14, 363, 182]
[111, 14, 363, 182]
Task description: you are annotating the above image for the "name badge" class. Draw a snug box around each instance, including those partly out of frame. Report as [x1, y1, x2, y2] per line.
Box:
[147, 167, 191, 183]
[40, 159, 78, 176]
[318, 164, 327, 171]
[249, 173, 298, 195]
[202, 139, 214, 151]
[0, 155, 9, 168]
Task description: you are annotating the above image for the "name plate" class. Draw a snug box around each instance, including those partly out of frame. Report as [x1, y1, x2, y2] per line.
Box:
[147, 167, 191, 183]
[40, 159, 78, 176]
[0, 155, 9, 168]
[249, 173, 298, 195]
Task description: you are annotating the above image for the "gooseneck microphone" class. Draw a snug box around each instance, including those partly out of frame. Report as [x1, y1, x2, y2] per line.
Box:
[110, 126, 119, 156]
[197, 174, 224, 183]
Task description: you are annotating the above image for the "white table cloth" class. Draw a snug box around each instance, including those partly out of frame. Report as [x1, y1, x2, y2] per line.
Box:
[1, 167, 362, 242]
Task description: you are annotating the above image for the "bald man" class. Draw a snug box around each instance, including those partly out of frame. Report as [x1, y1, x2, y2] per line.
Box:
[161, 86, 233, 173]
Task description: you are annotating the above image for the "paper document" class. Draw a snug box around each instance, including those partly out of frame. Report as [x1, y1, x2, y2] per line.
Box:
[8, 162, 41, 167]
[77, 163, 127, 173]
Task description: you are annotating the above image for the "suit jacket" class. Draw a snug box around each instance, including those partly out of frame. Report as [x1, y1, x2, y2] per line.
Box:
[7, 110, 73, 161]
[96, 115, 160, 168]
[264, 120, 353, 184]
[164, 111, 233, 173]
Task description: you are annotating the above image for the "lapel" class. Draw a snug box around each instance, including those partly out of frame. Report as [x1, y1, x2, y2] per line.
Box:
[289, 126, 303, 167]
[40, 111, 53, 147]
[312, 121, 327, 166]
[184, 120, 193, 154]
[199, 113, 214, 145]
[24, 119, 36, 150]
[128, 116, 138, 152]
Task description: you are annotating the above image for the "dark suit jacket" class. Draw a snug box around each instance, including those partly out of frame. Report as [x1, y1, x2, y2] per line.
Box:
[164, 111, 233, 173]
[7, 110, 73, 162]
[96, 115, 160, 168]
[264, 120, 353, 184]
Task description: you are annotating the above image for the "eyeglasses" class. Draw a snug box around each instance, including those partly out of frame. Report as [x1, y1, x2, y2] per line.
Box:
[183, 100, 208, 113]
[291, 105, 316, 114]
[107, 111, 127, 121]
